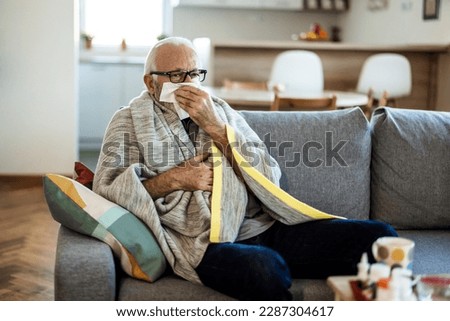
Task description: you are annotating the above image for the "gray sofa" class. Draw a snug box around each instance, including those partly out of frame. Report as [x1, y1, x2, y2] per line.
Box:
[54, 107, 450, 301]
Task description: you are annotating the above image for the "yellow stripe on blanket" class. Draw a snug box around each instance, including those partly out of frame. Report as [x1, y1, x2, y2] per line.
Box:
[210, 143, 223, 243]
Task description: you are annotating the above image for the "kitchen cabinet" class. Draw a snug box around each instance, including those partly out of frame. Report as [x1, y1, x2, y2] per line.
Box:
[79, 62, 145, 149]
[304, 0, 348, 11]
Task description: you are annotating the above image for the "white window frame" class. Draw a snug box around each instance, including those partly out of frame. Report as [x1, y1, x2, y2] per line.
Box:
[79, 0, 173, 53]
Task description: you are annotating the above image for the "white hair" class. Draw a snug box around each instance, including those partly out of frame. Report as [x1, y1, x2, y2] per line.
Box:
[143, 37, 197, 75]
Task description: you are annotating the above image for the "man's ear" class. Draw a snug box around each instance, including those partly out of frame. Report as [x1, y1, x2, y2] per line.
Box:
[144, 75, 155, 95]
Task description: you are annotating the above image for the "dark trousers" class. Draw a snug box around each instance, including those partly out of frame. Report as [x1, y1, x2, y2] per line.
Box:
[195, 219, 398, 300]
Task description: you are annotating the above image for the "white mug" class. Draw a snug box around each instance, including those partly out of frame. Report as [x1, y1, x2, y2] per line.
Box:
[372, 237, 415, 270]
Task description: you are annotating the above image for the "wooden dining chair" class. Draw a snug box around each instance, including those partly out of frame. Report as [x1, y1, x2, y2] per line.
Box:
[270, 94, 337, 111]
[362, 88, 389, 119]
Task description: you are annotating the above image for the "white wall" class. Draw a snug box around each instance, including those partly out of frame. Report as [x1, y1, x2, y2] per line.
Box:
[0, 0, 78, 175]
[339, 0, 450, 44]
[173, 7, 339, 41]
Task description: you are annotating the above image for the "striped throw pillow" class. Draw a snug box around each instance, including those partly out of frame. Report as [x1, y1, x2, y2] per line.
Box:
[43, 173, 166, 282]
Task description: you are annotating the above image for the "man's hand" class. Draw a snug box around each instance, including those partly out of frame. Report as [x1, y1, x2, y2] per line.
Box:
[175, 152, 213, 192]
[174, 86, 226, 138]
[142, 152, 212, 200]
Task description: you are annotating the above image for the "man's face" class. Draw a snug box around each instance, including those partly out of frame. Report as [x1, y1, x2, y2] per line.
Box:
[144, 44, 199, 101]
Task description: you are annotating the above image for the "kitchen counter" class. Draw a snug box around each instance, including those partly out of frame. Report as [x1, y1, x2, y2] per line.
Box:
[213, 40, 450, 53]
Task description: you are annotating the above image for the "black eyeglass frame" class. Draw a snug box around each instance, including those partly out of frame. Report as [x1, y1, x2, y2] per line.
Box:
[149, 69, 207, 83]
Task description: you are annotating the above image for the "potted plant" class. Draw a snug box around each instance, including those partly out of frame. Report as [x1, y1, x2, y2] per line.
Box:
[80, 32, 94, 49]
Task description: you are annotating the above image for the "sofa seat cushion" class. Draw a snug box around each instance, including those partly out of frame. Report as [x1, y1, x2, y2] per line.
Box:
[293, 279, 333, 301]
[118, 274, 331, 301]
[241, 107, 371, 219]
[118, 275, 236, 301]
[370, 107, 450, 229]
[397, 230, 450, 276]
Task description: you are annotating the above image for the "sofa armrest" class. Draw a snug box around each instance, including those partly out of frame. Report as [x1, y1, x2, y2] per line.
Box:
[54, 225, 116, 300]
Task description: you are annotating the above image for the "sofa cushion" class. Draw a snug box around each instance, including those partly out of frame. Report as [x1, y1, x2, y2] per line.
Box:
[118, 275, 236, 301]
[44, 173, 166, 282]
[370, 107, 450, 229]
[240, 107, 371, 219]
[397, 230, 450, 275]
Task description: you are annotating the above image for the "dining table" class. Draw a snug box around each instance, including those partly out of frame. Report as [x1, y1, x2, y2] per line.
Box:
[206, 86, 369, 110]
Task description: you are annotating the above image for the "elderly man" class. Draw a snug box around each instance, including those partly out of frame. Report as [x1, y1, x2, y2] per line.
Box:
[93, 37, 397, 300]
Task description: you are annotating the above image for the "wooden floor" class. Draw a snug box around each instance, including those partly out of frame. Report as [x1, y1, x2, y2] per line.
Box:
[0, 179, 59, 300]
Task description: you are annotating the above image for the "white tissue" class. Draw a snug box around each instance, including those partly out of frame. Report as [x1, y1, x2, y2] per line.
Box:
[159, 82, 198, 120]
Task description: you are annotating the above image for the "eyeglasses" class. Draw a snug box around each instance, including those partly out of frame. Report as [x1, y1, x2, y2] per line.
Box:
[149, 69, 207, 83]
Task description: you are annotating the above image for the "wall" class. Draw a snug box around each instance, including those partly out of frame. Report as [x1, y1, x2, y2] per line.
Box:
[0, 0, 78, 175]
[339, 0, 450, 44]
[173, 7, 339, 41]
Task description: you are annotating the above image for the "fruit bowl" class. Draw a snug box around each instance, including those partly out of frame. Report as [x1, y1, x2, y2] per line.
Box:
[291, 23, 329, 42]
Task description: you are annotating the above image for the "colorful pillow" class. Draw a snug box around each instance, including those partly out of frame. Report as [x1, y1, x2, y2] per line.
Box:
[43, 173, 166, 282]
[73, 161, 95, 189]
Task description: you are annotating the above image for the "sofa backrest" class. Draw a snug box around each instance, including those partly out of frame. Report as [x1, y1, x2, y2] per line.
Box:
[241, 107, 371, 220]
[370, 107, 450, 229]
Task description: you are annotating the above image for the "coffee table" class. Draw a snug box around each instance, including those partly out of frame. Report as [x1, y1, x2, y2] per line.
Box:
[326, 276, 359, 301]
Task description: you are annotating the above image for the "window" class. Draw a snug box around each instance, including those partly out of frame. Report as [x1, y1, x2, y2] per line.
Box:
[80, 0, 168, 48]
